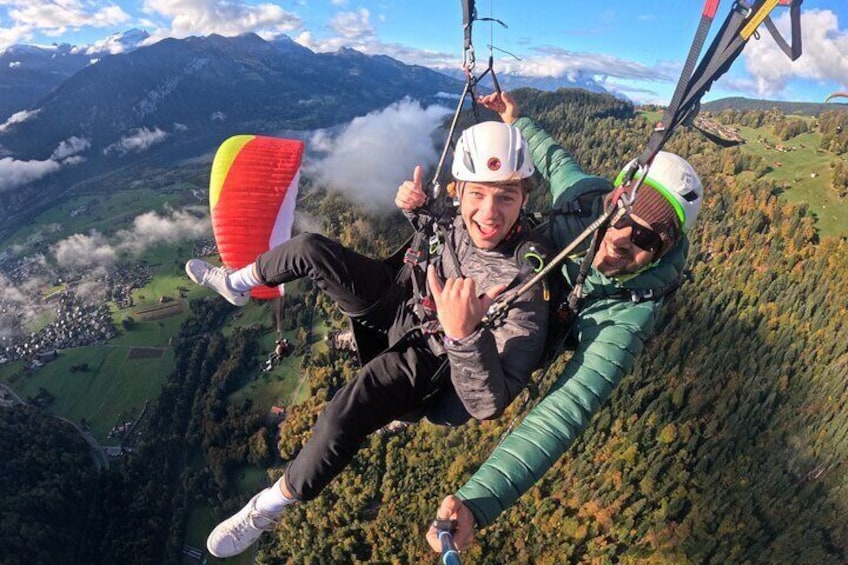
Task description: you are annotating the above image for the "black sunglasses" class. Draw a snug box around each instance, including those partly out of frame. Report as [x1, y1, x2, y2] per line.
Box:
[611, 214, 662, 253]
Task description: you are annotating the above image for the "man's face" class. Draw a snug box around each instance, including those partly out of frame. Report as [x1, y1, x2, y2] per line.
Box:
[459, 181, 526, 250]
[593, 212, 658, 276]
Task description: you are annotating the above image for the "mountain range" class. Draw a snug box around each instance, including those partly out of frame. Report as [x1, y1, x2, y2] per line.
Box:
[701, 96, 847, 117]
[1, 32, 460, 158]
[0, 29, 151, 122]
[0, 32, 461, 232]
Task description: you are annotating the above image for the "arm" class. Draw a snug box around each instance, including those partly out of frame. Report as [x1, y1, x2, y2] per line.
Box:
[477, 91, 608, 205]
[513, 117, 608, 205]
[455, 296, 660, 526]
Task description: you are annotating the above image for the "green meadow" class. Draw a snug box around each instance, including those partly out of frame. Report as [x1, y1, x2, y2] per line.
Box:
[735, 123, 848, 237]
[0, 345, 172, 442]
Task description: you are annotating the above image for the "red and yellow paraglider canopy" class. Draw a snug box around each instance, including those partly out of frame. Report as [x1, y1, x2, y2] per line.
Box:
[210, 135, 304, 300]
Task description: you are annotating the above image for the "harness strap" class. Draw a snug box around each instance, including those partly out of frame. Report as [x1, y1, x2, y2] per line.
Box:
[762, 0, 802, 60]
[637, 0, 803, 168]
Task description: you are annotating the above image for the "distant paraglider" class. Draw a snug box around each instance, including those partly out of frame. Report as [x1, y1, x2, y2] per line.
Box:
[825, 92, 848, 103]
[209, 135, 304, 300]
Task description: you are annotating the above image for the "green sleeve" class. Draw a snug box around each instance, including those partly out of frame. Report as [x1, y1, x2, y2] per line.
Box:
[513, 117, 611, 204]
[456, 297, 659, 528]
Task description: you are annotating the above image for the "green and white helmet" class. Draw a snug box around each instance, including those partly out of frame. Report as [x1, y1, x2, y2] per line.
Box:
[616, 151, 703, 232]
[451, 121, 535, 183]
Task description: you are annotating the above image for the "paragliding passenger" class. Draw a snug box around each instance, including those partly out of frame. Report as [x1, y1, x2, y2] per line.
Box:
[185, 121, 550, 559]
[426, 92, 705, 552]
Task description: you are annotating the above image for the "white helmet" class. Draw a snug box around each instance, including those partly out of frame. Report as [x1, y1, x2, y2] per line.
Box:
[451, 121, 535, 183]
[616, 151, 703, 232]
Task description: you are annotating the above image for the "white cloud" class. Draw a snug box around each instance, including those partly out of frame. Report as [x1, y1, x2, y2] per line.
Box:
[307, 98, 451, 210]
[0, 135, 90, 191]
[83, 32, 134, 55]
[142, 0, 302, 40]
[0, 157, 61, 191]
[290, 8, 456, 70]
[329, 9, 374, 41]
[0, 273, 42, 340]
[500, 46, 672, 83]
[744, 9, 848, 97]
[0, 24, 32, 50]
[8, 61, 21, 68]
[3, 0, 130, 38]
[51, 208, 211, 273]
[53, 231, 118, 270]
[51, 136, 91, 160]
[104, 127, 168, 155]
[117, 208, 210, 253]
[0, 109, 40, 134]
[330, 0, 348, 6]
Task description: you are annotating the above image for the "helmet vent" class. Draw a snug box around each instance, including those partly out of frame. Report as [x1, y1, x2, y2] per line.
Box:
[681, 190, 699, 202]
[463, 152, 476, 173]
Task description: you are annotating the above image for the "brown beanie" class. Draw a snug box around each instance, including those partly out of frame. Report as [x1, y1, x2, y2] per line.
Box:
[630, 184, 681, 257]
[604, 183, 682, 257]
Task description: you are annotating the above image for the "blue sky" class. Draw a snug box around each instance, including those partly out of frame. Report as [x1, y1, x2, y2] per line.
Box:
[0, 0, 847, 104]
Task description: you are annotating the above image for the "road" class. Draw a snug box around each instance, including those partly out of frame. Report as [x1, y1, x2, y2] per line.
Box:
[1, 382, 110, 470]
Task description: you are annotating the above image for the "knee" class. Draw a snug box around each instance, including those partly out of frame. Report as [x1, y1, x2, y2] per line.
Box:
[289, 233, 333, 258]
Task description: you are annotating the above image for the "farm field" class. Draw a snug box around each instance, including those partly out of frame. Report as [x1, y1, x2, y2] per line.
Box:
[736, 123, 848, 237]
[0, 345, 172, 442]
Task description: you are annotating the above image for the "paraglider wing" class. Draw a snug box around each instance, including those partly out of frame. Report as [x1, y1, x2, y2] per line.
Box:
[209, 135, 304, 300]
[825, 92, 848, 103]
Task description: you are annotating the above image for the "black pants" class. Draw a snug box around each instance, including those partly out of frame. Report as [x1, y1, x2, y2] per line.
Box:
[255, 233, 444, 500]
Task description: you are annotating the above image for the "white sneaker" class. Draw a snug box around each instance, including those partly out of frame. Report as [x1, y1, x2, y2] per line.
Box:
[206, 492, 280, 558]
[185, 259, 250, 307]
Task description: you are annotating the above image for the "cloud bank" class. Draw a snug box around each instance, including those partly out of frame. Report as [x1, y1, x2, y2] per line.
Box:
[744, 9, 848, 97]
[0, 109, 40, 134]
[103, 127, 168, 155]
[307, 98, 451, 210]
[52, 208, 211, 273]
[142, 0, 301, 42]
[0, 0, 129, 47]
[0, 135, 90, 191]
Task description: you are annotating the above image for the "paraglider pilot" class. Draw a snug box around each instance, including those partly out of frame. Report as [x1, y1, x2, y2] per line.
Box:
[426, 91, 705, 553]
[186, 121, 551, 559]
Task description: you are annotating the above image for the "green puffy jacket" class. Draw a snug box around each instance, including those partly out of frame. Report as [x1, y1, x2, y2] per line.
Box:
[455, 117, 689, 527]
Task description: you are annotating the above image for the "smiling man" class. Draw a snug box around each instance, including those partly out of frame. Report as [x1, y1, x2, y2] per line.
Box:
[186, 120, 550, 559]
[427, 92, 704, 551]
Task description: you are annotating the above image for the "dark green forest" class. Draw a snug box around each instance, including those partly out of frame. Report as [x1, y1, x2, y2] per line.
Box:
[2, 88, 847, 564]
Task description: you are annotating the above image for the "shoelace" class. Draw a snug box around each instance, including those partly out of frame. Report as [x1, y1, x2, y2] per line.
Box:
[227, 507, 278, 541]
[202, 266, 227, 287]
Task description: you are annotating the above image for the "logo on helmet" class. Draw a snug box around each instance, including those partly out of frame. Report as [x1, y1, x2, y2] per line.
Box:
[487, 157, 502, 171]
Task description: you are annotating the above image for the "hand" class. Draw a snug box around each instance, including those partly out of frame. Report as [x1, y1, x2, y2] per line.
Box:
[395, 165, 427, 210]
[427, 265, 506, 340]
[477, 91, 520, 124]
[426, 495, 477, 553]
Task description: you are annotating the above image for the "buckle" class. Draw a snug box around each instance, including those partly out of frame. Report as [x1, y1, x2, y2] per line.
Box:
[420, 296, 436, 313]
[404, 248, 424, 265]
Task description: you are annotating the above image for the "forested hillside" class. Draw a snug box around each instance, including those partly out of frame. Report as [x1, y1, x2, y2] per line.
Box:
[264, 89, 848, 563]
[2, 88, 846, 564]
